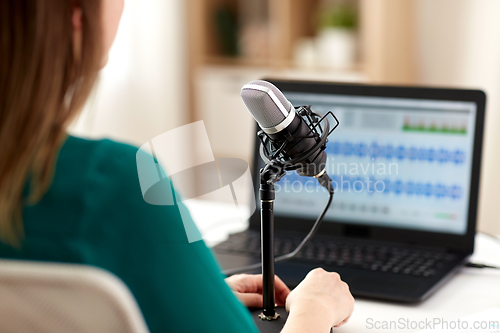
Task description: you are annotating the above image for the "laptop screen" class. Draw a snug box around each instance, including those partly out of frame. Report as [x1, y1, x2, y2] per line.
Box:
[268, 91, 478, 235]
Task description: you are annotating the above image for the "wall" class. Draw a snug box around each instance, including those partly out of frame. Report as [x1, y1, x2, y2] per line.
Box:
[70, 0, 189, 147]
[415, 0, 500, 234]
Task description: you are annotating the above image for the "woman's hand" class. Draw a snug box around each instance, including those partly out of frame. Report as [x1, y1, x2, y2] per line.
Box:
[225, 274, 291, 308]
[283, 268, 354, 332]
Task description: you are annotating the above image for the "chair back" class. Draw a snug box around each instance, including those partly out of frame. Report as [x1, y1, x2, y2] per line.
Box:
[0, 259, 150, 333]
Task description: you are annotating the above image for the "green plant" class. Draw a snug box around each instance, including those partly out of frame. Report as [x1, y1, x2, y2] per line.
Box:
[318, 4, 358, 30]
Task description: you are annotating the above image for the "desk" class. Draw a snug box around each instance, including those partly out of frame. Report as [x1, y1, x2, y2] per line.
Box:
[185, 200, 500, 333]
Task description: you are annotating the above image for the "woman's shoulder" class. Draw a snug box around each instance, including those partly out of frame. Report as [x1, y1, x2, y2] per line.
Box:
[60, 136, 182, 225]
[63, 135, 137, 162]
[22, 136, 165, 242]
[59, 136, 192, 243]
[58, 135, 143, 198]
[62, 135, 138, 174]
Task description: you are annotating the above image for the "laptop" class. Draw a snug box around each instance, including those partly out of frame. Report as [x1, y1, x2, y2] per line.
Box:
[214, 80, 486, 303]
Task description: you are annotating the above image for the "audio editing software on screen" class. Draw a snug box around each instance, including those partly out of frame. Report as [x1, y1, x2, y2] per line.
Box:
[271, 92, 477, 235]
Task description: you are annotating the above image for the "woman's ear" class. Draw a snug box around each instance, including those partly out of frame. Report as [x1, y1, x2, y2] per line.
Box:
[72, 7, 83, 62]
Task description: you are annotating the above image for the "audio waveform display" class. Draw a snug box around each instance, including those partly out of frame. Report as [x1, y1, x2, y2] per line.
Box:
[279, 172, 463, 200]
[326, 141, 466, 164]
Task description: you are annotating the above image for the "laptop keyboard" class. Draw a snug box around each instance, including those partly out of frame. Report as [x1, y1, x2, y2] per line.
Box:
[215, 232, 458, 278]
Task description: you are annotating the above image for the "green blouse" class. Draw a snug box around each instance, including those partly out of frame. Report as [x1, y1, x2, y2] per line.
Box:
[0, 136, 259, 333]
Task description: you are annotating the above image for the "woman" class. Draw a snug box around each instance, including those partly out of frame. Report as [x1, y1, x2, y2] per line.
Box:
[0, 1, 354, 332]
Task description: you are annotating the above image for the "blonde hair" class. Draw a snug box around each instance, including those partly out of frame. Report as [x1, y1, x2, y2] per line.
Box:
[0, 0, 103, 246]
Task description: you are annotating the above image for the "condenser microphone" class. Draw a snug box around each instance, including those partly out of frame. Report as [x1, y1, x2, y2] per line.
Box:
[238, 81, 336, 320]
[240, 80, 296, 135]
[241, 80, 332, 188]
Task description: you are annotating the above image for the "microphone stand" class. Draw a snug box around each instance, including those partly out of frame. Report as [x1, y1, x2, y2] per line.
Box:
[259, 170, 279, 320]
[246, 107, 339, 331]
[252, 161, 291, 333]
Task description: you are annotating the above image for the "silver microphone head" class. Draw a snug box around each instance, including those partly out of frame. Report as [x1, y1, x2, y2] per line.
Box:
[240, 80, 295, 134]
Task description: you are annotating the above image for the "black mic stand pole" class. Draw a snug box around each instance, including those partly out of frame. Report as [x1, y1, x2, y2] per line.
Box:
[259, 171, 279, 320]
[250, 164, 289, 332]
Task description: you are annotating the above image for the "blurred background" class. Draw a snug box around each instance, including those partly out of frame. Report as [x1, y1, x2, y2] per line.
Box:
[70, 0, 500, 235]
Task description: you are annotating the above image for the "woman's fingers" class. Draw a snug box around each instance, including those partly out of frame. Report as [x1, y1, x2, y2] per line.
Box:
[274, 275, 291, 304]
[234, 292, 263, 308]
[225, 274, 260, 293]
[226, 274, 291, 307]
[226, 274, 290, 295]
[234, 292, 287, 308]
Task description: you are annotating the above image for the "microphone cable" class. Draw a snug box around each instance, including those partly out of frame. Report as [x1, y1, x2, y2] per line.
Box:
[223, 190, 334, 276]
[465, 262, 500, 270]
